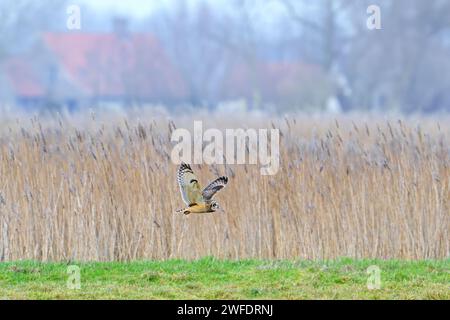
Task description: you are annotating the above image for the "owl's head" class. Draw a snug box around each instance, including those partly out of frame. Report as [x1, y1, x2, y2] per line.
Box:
[210, 200, 223, 212]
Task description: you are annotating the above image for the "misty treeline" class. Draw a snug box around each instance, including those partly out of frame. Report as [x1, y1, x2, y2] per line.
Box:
[1, 0, 449, 113]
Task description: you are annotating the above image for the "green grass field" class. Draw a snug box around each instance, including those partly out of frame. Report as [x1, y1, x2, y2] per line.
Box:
[0, 258, 448, 299]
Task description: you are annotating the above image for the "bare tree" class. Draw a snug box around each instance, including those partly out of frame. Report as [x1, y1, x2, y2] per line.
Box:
[344, 0, 450, 112]
[150, 1, 229, 107]
[202, 0, 280, 108]
[279, 0, 356, 72]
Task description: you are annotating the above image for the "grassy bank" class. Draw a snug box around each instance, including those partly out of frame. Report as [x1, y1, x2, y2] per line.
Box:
[0, 258, 448, 299]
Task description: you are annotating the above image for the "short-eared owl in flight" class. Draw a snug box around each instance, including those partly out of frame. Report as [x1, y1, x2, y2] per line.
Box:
[176, 163, 228, 215]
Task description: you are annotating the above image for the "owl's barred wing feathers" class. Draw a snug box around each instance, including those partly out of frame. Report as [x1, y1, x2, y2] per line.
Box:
[177, 163, 204, 205]
[202, 176, 228, 202]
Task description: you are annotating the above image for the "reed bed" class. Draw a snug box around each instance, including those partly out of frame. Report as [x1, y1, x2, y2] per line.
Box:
[0, 111, 448, 261]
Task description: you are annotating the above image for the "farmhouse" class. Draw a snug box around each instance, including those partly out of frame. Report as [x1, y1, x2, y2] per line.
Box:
[0, 27, 187, 110]
[0, 20, 330, 111]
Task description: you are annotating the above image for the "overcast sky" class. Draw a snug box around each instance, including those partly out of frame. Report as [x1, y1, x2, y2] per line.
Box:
[75, 0, 288, 33]
[77, 0, 185, 19]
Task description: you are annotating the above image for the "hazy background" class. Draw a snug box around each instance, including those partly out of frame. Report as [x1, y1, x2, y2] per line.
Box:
[1, 0, 450, 115]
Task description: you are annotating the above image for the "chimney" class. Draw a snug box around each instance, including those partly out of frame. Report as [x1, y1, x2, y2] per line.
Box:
[112, 17, 129, 39]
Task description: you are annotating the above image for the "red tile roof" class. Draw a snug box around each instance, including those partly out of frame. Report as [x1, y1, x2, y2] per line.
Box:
[42, 32, 187, 100]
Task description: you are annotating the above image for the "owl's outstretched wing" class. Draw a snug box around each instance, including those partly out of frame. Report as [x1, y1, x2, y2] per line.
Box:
[202, 176, 228, 203]
[177, 163, 204, 205]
